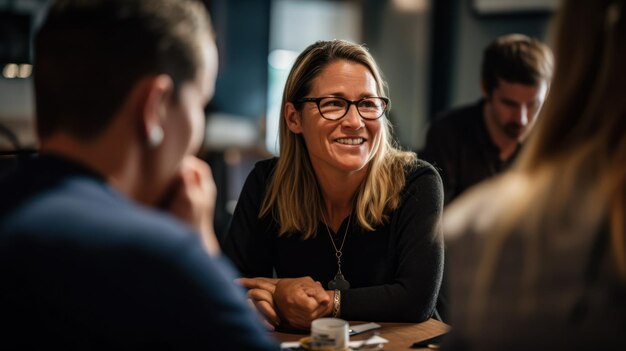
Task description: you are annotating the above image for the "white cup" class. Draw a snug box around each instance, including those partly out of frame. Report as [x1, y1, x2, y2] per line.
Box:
[310, 318, 349, 350]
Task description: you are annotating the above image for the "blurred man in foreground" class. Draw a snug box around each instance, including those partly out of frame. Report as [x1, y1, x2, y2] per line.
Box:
[0, 1, 278, 349]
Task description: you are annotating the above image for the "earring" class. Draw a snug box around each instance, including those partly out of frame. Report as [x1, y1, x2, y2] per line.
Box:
[148, 125, 164, 148]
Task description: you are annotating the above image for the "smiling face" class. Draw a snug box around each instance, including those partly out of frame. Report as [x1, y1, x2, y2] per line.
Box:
[285, 59, 383, 178]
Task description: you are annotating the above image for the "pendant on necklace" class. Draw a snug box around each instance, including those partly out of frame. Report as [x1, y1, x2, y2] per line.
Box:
[322, 212, 352, 291]
[328, 272, 350, 290]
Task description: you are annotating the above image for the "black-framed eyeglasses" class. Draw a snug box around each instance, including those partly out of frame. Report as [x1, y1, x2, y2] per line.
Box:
[296, 96, 389, 121]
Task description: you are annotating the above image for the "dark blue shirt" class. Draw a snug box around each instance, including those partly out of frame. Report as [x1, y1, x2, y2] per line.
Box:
[0, 155, 279, 350]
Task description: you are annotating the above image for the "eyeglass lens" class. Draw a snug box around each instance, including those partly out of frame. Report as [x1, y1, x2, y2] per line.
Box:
[318, 97, 386, 120]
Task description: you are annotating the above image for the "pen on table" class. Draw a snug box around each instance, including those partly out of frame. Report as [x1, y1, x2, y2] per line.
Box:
[410, 341, 440, 349]
[410, 332, 448, 349]
[348, 322, 381, 336]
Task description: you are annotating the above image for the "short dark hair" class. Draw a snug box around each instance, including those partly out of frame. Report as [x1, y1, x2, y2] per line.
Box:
[481, 34, 554, 95]
[34, 0, 212, 140]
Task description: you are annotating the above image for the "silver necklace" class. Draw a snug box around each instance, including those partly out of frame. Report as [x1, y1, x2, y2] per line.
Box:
[321, 211, 351, 291]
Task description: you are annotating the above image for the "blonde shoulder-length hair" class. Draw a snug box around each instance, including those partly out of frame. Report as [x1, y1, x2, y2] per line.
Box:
[260, 39, 417, 239]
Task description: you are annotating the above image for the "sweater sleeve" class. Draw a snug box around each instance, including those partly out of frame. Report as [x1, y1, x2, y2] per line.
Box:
[340, 165, 444, 322]
[221, 159, 276, 277]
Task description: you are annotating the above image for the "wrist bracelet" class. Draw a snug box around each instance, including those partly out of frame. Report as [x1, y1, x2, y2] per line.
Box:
[332, 289, 341, 318]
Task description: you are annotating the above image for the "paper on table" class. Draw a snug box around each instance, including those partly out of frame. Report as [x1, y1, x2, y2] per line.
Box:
[280, 335, 389, 350]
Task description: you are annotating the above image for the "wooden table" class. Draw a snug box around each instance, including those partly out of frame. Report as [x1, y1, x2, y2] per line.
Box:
[273, 319, 450, 350]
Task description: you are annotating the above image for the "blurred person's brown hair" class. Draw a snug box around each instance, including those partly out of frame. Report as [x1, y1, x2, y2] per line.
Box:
[446, 0, 626, 333]
[514, 0, 626, 277]
[34, 0, 212, 140]
[481, 33, 554, 96]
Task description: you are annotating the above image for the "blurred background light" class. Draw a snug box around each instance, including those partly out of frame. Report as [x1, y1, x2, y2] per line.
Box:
[3, 64, 19, 79]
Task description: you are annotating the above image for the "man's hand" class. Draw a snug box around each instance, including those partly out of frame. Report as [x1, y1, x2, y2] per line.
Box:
[162, 155, 219, 255]
[237, 277, 281, 330]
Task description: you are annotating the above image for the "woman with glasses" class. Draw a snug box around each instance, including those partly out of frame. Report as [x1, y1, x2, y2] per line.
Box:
[222, 40, 443, 329]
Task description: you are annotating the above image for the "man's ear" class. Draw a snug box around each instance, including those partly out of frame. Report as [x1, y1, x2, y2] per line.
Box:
[139, 75, 174, 146]
[285, 102, 303, 134]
